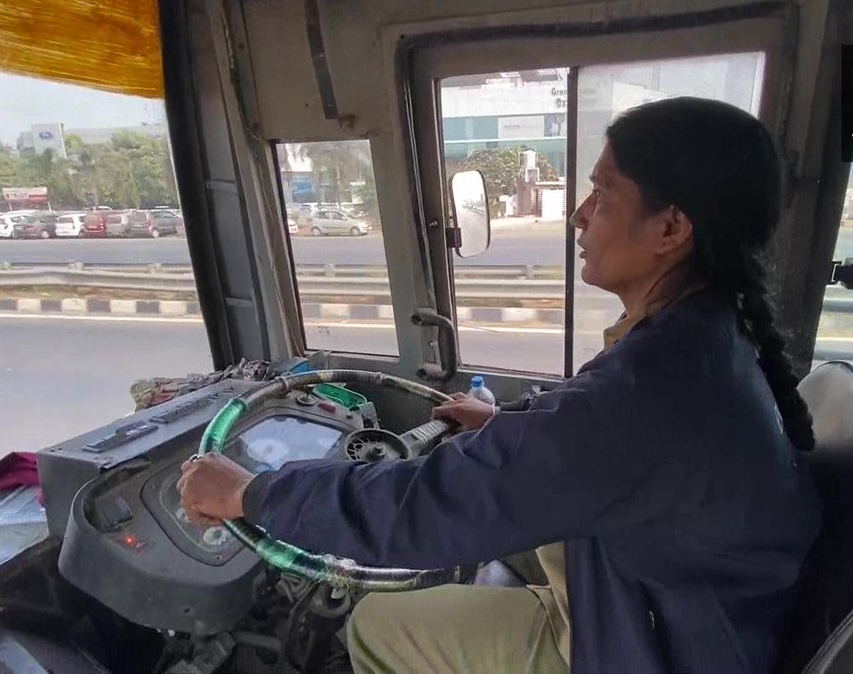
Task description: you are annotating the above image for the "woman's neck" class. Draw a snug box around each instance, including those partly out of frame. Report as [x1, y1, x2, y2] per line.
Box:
[620, 259, 700, 320]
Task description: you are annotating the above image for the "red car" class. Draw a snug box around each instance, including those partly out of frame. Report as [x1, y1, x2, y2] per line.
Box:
[82, 212, 108, 237]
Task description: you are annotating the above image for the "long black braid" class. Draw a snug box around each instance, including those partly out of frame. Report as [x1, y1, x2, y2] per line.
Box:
[734, 259, 816, 451]
[606, 97, 815, 452]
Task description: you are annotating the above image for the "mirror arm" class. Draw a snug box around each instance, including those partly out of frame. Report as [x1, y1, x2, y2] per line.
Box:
[829, 258, 853, 289]
[444, 225, 462, 249]
[411, 308, 459, 382]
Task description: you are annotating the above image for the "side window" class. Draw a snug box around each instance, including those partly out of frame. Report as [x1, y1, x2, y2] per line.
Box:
[439, 54, 765, 376]
[275, 140, 397, 356]
[0, 72, 209, 457]
[440, 69, 570, 375]
[816, 171, 853, 365]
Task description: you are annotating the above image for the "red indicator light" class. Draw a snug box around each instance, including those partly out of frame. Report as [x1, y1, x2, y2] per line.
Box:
[121, 534, 146, 551]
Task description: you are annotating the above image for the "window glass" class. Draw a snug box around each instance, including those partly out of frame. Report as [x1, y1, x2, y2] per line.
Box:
[573, 52, 766, 369]
[440, 68, 570, 375]
[276, 140, 398, 356]
[815, 171, 853, 367]
[0, 72, 211, 459]
[439, 54, 764, 374]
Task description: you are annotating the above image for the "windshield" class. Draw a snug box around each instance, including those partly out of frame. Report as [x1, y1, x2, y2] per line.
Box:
[0, 71, 210, 457]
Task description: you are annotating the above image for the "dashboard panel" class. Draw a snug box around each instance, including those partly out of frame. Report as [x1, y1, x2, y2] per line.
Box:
[140, 414, 348, 567]
[56, 385, 363, 635]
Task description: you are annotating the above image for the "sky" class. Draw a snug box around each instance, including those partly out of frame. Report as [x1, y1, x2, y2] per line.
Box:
[0, 72, 165, 145]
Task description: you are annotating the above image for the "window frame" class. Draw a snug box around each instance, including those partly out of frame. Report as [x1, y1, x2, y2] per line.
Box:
[407, 9, 793, 385]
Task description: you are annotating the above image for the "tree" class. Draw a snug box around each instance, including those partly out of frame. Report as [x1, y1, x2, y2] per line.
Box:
[352, 172, 380, 228]
[301, 141, 368, 205]
[0, 145, 19, 187]
[446, 147, 561, 216]
[96, 147, 140, 208]
[0, 130, 178, 210]
[111, 132, 171, 208]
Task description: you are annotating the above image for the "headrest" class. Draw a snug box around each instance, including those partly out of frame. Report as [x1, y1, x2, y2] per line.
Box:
[798, 361, 853, 505]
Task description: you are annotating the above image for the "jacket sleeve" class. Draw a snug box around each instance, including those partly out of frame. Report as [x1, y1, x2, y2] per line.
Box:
[242, 377, 671, 569]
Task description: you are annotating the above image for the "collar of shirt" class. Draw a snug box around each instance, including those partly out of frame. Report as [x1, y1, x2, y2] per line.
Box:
[602, 279, 708, 351]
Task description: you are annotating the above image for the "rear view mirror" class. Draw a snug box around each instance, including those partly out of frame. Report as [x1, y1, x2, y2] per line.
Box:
[449, 170, 490, 258]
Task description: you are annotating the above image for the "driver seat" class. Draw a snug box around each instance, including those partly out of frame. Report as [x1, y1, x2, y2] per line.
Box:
[778, 361, 853, 673]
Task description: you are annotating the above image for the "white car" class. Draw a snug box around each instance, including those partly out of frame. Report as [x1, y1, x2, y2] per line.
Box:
[55, 213, 88, 238]
[307, 209, 370, 236]
[0, 214, 33, 239]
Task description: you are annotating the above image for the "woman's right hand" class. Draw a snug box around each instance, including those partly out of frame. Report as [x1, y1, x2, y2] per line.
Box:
[431, 393, 496, 432]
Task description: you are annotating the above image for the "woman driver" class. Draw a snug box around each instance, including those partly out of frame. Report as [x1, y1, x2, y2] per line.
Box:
[178, 97, 821, 673]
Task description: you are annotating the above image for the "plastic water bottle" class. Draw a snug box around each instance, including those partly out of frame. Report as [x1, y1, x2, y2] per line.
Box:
[468, 375, 496, 405]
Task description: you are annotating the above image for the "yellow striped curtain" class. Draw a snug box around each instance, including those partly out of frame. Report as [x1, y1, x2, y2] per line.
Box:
[0, 0, 163, 97]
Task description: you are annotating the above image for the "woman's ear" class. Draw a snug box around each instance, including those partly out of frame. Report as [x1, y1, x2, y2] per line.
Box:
[656, 206, 694, 255]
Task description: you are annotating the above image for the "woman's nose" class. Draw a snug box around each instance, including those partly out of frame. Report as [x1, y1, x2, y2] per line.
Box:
[569, 208, 583, 229]
[570, 193, 595, 230]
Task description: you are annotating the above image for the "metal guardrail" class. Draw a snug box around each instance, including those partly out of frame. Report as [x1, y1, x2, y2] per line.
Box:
[0, 264, 851, 312]
[0, 261, 562, 279]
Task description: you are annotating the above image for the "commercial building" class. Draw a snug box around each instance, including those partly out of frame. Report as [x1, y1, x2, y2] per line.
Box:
[16, 122, 168, 157]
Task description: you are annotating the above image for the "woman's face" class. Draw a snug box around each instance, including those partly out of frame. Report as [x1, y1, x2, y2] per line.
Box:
[572, 142, 681, 299]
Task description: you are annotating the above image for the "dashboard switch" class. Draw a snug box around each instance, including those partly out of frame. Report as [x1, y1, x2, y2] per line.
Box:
[95, 496, 133, 531]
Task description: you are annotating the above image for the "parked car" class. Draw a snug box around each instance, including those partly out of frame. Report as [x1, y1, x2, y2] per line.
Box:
[83, 212, 108, 238]
[14, 214, 57, 239]
[307, 209, 370, 236]
[104, 212, 132, 237]
[126, 210, 179, 238]
[285, 207, 299, 235]
[30, 213, 59, 238]
[55, 213, 88, 237]
[150, 209, 183, 236]
[0, 214, 26, 239]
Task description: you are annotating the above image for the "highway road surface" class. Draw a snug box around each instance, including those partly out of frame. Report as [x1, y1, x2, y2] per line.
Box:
[4, 226, 851, 269]
[1, 314, 848, 457]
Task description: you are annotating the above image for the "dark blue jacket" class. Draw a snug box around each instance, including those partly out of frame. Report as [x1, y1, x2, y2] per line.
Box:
[243, 289, 821, 673]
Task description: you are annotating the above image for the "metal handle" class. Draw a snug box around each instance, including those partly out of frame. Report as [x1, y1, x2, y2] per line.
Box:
[411, 308, 458, 382]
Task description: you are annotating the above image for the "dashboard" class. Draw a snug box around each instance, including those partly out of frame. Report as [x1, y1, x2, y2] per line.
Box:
[54, 382, 366, 635]
[142, 415, 347, 567]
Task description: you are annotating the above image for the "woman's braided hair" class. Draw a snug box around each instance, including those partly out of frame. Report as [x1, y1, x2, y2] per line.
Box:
[606, 97, 814, 451]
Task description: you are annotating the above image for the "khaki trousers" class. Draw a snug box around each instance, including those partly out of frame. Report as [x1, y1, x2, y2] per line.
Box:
[346, 585, 568, 674]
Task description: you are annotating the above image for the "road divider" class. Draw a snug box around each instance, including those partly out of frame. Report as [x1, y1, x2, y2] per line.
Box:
[0, 297, 582, 327]
[1, 265, 852, 331]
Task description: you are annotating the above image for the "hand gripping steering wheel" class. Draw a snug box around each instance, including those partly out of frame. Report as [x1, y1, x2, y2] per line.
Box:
[195, 369, 467, 592]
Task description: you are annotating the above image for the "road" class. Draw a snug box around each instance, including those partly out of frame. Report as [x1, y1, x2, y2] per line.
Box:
[2, 227, 852, 269]
[0, 227, 565, 268]
[1, 315, 849, 457]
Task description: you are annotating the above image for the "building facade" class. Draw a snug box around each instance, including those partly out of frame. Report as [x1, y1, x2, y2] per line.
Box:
[16, 123, 167, 157]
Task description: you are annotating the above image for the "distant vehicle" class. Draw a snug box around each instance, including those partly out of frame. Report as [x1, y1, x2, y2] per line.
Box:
[23, 213, 58, 239]
[104, 212, 132, 237]
[0, 214, 30, 239]
[83, 212, 108, 238]
[55, 213, 88, 238]
[126, 210, 180, 238]
[14, 214, 57, 239]
[307, 208, 370, 236]
[151, 207, 182, 217]
[285, 208, 299, 235]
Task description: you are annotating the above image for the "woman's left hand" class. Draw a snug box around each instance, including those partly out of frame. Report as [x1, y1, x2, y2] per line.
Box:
[177, 453, 254, 526]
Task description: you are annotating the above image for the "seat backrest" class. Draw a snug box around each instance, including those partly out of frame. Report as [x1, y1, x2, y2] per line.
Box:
[778, 361, 853, 673]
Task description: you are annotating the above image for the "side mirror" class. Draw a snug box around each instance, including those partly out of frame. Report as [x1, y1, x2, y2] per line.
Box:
[449, 170, 490, 258]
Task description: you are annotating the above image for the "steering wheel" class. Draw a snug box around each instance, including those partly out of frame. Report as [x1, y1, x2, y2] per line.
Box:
[194, 369, 467, 592]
